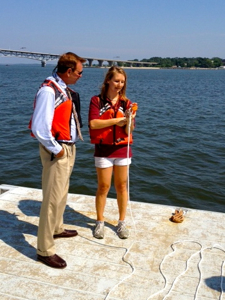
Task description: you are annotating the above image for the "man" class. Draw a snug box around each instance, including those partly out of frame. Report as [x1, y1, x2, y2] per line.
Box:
[30, 52, 86, 268]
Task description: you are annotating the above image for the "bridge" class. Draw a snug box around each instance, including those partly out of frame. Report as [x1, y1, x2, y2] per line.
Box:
[0, 48, 158, 68]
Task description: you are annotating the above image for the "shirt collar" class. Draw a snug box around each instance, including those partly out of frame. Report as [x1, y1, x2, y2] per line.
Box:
[48, 73, 67, 89]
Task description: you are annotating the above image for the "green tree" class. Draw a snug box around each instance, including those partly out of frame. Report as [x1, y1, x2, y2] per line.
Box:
[212, 57, 222, 68]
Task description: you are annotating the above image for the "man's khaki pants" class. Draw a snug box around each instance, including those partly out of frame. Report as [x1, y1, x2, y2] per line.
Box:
[37, 143, 76, 256]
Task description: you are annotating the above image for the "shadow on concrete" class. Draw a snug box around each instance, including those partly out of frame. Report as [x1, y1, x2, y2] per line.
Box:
[205, 276, 225, 292]
[18, 199, 96, 230]
[0, 209, 37, 260]
[0, 199, 117, 261]
[18, 199, 117, 234]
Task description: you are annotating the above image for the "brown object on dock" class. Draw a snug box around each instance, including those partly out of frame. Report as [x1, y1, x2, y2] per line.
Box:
[170, 209, 184, 223]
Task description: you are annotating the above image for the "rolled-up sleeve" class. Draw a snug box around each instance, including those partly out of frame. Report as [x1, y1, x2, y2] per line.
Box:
[31, 86, 62, 155]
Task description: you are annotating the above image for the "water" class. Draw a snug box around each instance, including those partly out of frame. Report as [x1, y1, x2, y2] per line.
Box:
[0, 64, 224, 213]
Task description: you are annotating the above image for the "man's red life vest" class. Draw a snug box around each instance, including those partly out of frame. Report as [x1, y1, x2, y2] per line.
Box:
[29, 80, 73, 141]
[89, 97, 133, 145]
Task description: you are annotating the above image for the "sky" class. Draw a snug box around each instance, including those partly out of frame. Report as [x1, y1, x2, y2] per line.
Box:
[1, 0, 225, 64]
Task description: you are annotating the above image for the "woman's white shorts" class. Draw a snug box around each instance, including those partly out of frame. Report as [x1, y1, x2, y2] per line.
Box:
[95, 157, 131, 168]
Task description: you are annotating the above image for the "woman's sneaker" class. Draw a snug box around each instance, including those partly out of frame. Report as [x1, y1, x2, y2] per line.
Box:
[117, 221, 129, 239]
[94, 221, 104, 239]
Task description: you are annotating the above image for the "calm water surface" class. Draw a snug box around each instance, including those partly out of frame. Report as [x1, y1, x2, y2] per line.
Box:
[0, 65, 224, 213]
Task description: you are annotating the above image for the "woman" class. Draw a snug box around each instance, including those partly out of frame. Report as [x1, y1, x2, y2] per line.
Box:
[88, 66, 137, 239]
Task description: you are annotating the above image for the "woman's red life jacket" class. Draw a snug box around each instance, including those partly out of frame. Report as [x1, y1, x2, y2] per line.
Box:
[29, 80, 72, 141]
[89, 97, 133, 145]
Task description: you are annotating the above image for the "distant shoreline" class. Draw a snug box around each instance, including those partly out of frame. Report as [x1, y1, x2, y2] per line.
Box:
[98, 66, 160, 70]
[98, 66, 224, 70]
[1, 64, 224, 70]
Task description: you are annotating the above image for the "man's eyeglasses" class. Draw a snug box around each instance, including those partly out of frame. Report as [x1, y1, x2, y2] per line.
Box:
[72, 69, 83, 76]
[68, 67, 83, 77]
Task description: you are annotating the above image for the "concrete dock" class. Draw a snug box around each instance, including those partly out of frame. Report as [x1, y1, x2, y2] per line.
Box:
[0, 184, 225, 300]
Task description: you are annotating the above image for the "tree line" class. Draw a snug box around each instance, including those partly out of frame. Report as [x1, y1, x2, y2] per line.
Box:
[124, 57, 224, 68]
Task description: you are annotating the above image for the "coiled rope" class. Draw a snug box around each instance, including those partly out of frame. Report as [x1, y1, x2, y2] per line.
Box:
[81, 105, 224, 299]
[147, 241, 225, 300]
[104, 105, 137, 300]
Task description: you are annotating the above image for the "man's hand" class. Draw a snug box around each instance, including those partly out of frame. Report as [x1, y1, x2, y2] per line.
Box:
[55, 148, 64, 158]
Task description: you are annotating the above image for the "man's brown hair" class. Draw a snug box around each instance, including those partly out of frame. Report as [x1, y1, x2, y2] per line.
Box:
[56, 52, 86, 73]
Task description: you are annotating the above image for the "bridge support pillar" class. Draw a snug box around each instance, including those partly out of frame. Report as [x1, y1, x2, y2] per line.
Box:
[107, 61, 113, 67]
[41, 60, 46, 67]
[98, 60, 103, 67]
[87, 59, 93, 67]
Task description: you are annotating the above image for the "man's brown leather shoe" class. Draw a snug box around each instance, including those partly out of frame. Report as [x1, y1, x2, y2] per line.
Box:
[53, 229, 78, 239]
[37, 254, 67, 268]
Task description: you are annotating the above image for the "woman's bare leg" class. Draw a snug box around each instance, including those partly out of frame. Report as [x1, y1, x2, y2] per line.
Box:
[95, 167, 113, 221]
[113, 165, 128, 221]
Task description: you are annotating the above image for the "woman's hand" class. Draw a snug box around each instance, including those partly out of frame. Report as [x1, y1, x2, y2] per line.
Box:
[125, 110, 136, 119]
[116, 117, 127, 127]
[125, 103, 138, 119]
[124, 109, 136, 134]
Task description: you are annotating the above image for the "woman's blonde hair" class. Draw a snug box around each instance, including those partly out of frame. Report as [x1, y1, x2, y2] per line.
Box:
[100, 66, 128, 100]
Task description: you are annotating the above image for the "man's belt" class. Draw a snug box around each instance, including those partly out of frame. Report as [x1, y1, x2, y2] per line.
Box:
[59, 142, 75, 146]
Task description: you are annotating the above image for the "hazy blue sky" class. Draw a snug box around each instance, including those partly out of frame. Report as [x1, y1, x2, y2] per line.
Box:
[1, 0, 225, 64]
